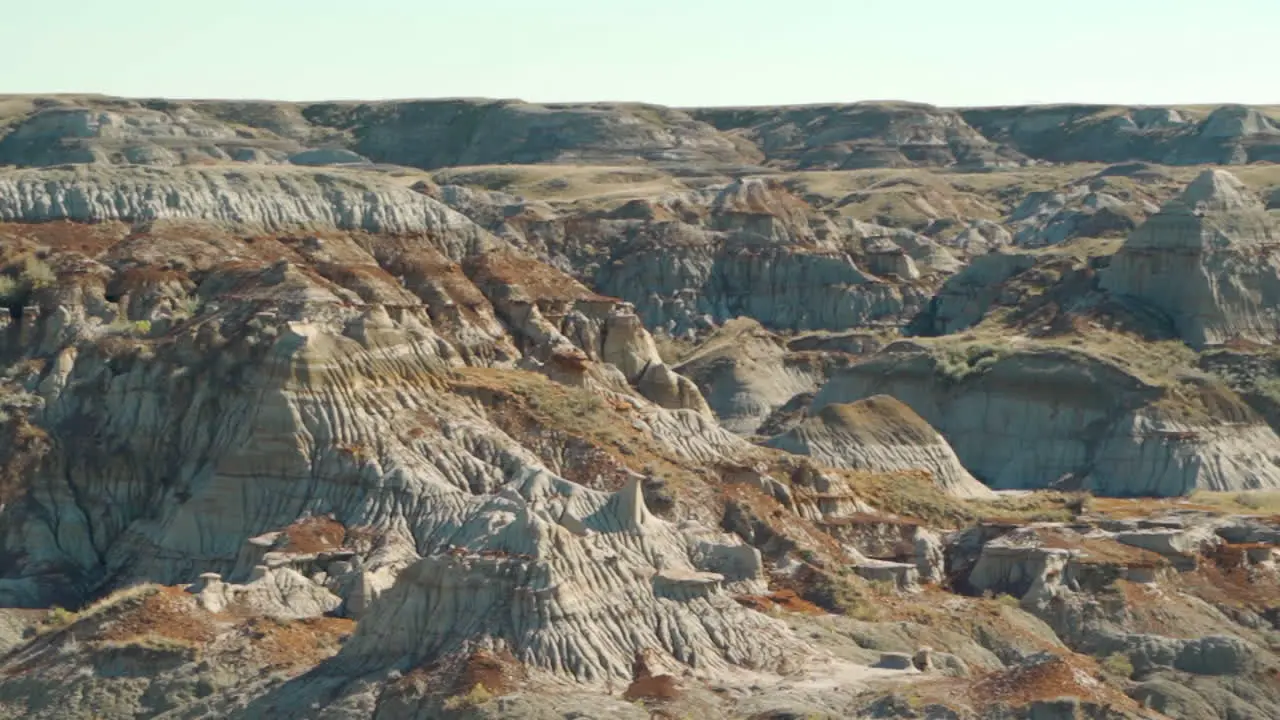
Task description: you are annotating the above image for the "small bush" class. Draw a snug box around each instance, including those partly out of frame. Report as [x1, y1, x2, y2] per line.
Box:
[1234, 492, 1265, 510]
[934, 343, 1008, 386]
[45, 606, 76, 627]
[1063, 493, 1094, 517]
[822, 576, 882, 621]
[1254, 377, 1280, 405]
[0, 276, 20, 304]
[994, 593, 1022, 609]
[443, 683, 494, 710]
[21, 257, 55, 289]
[1101, 652, 1135, 679]
[77, 584, 162, 621]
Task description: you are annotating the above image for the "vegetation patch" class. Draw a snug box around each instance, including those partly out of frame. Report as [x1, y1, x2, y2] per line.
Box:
[932, 342, 1010, 385]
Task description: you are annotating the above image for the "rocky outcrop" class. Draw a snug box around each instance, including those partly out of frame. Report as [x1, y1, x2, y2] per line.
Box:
[912, 251, 1040, 335]
[812, 342, 1280, 496]
[0, 165, 498, 247]
[0, 97, 751, 171]
[335, 478, 803, 682]
[961, 104, 1280, 165]
[427, 177, 941, 336]
[590, 179, 938, 335]
[673, 318, 853, 434]
[462, 249, 713, 415]
[1101, 169, 1280, 348]
[1007, 178, 1159, 248]
[765, 396, 993, 498]
[0, 214, 727, 608]
[690, 102, 1025, 170]
[5, 97, 1280, 172]
[0, 103, 299, 167]
[301, 99, 753, 169]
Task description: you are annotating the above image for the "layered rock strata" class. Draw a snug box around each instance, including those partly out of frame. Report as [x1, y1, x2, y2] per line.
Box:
[812, 343, 1280, 495]
[765, 395, 993, 498]
[1102, 169, 1280, 348]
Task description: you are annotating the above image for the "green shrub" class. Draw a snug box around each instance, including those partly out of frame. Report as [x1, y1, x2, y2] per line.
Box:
[994, 593, 1022, 609]
[1101, 652, 1135, 679]
[443, 683, 494, 710]
[45, 606, 76, 627]
[934, 343, 1008, 385]
[21, 257, 55, 289]
[0, 276, 20, 304]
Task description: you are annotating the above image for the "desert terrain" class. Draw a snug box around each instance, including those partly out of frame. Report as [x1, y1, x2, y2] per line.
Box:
[0, 95, 1277, 719]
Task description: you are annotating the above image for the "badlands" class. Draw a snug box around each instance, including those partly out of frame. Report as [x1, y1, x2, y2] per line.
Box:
[0, 96, 1276, 718]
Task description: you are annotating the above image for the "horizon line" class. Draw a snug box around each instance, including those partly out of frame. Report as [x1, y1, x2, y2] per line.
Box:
[3, 92, 1279, 112]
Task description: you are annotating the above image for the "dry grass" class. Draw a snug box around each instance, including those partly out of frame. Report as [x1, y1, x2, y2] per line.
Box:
[652, 333, 698, 365]
[240, 616, 355, 670]
[1087, 491, 1280, 518]
[448, 367, 724, 515]
[965, 654, 1117, 709]
[967, 492, 1081, 524]
[463, 250, 612, 304]
[93, 585, 217, 647]
[1192, 490, 1280, 514]
[95, 633, 200, 654]
[431, 164, 688, 203]
[838, 468, 977, 528]
[810, 395, 939, 445]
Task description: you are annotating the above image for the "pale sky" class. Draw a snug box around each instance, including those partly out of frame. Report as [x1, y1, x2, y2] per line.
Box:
[4, 0, 1277, 108]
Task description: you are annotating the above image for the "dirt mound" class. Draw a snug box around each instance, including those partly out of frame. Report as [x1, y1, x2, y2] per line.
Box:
[812, 395, 938, 446]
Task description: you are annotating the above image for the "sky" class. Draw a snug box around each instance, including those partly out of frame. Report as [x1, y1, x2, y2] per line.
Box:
[4, 0, 1277, 108]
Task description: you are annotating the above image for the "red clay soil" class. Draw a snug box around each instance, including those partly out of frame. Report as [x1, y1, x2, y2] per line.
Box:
[1037, 527, 1168, 567]
[0, 220, 132, 257]
[97, 586, 218, 645]
[464, 250, 615, 304]
[1180, 562, 1280, 614]
[242, 616, 356, 669]
[734, 589, 826, 616]
[455, 649, 522, 696]
[280, 516, 347, 554]
[624, 673, 681, 702]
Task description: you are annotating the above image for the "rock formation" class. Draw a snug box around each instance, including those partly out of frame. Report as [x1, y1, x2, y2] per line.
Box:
[3, 96, 1280, 172]
[673, 318, 855, 435]
[812, 342, 1280, 496]
[765, 395, 993, 498]
[0, 165, 497, 244]
[1102, 168, 1280, 348]
[336, 478, 803, 682]
[689, 102, 1025, 170]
